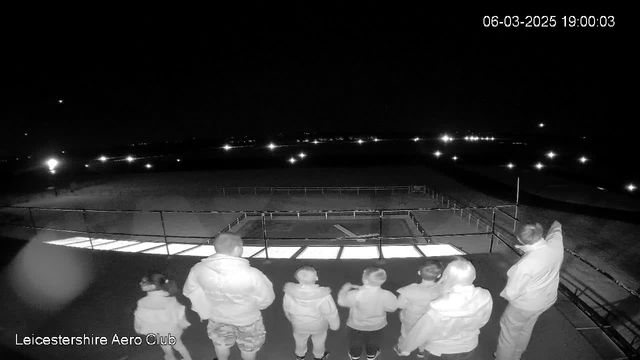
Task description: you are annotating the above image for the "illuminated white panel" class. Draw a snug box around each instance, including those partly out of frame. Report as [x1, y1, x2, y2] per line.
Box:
[46, 237, 92, 245]
[297, 247, 341, 260]
[67, 239, 116, 248]
[253, 247, 301, 259]
[65, 241, 93, 248]
[340, 246, 379, 259]
[178, 245, 217, 257]
[115, 242, 165, 253]
[93, 240, 139, 250]
[143, 243, 199, 255]
[381, 245, 422, 258]
[417, 244, 465, 257]
[241, 246, 264, 258]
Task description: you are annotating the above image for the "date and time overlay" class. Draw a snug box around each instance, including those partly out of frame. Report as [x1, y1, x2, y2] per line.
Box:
[482, 15, 615, 28]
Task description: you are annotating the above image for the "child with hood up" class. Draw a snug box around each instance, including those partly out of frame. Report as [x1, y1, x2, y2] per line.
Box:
[283, 265, 340, 360]
[134, 271, 193, 360]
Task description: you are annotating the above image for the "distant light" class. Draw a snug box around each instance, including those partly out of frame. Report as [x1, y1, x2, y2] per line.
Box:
[627, 184, 637, 192]
[223, 144, 232, 151]
[85, 164, 89, 168]
[373, 138, 379, 142]
[546, 151, 556, 159]
[452, 156, 458, 161]
[298, 152, 306, 159]
[434, 151, 442, 157]
[176, 159, 181, 162]
[539, 123, 545, 128]
[145, 164, 152, 169]
[58, 99, 63, 104]
[507, 163, 515, 169]
[99, 156, 107, 162]
[579, 156, 588, 164]
[535, 162, 544, 170]
[267, 143, 277, 150]
[597, 187, 605, 191]
[413, 137, 420, 142]
[491, 137, 495, 141]
[357, 139, 364, 144]
[24, 133, 28, 136]
[126, 156, 135, 162]
[441, 134, 453, 143]
[288, 157, 297, 164]
[50, 170, 56, 174]
[46, 158, 59, 171]
[61, 151, 65, 154]
[313, 140, 319, 144]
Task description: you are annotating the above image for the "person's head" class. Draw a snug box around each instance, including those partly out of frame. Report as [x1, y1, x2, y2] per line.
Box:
[213, 233, 243, 257]
[139, 271, 179, 296]
[418, 259, 444, 283]
[516, 223, 544, 245]
[440, 258, 476, 290]
[362, 266, 387, 287]
[294, 265, 318, 285]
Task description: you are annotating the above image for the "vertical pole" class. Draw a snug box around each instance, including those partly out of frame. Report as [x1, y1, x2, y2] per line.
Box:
[28, 208, 38, 239]
[82, 210, 94, 249]
[159, 211, 170, 256]
[262, 213, 270, 263]
[489, 208, 496, 253]
[514, 176, 520, 233]
[378, 211, 384, 263]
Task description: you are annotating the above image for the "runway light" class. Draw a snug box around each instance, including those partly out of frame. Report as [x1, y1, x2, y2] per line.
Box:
[441, 134, 453, 143]
[491, 137, 495, 141]
[288, 157, 297, 164]
[223, 144, 232, 151]
[126, 156, 135, 162]
[452, 156, 458, 161]
[312, 140, 319, 144]
[413, 137, 420, 142]
[373, 138, 379, 142]
[58, 99, 63, 104]
[84, 164, 89, 168]
[546, 151, 556, 159]
[535, 162, 544, 170]
[579, 156, 588, 163]
[627, 184, 637, 192]
[434, 151, 442, 157]
[267, 143, 277, 150]
[298, 152, 306, 159]
[507, 163, 515, 169]
[539, 123, 545, 128]
[25, 133, 28, 136]
[176, 159, 181, 162]
[357, 139, 364, 144]
[99, 156, 107, 162]
[145, 164, 152, 169]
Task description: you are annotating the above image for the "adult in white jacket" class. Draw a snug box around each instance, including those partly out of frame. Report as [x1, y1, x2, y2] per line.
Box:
[395, 258, 493, 359]
[495, 221, 564, 360]
[283, 266, 340, 360]
[183, 233, 275, 360]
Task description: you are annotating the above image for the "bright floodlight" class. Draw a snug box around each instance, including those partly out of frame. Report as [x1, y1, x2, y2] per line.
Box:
[46, 158, 59, 170]
[357, 139, 364, 144]
[441, 134, 452, 143]
[267, 143, 277, 150]
[627, 184, 636, 192]
[413, 137, 420, 142]
[223, 144, 232, 151]
[126, 156, 135, 162]
[452, 156, 458, 161]
[298, 152, 306, 159]
[434, 151, 442, 157]
[99, 156, 107, 162]
[579, 156, 588, 163]
[145, 164, 152, 169]
[546, 151, 556, 159]
[535, 162, 544, 170]
[507, 163, 515, 169]
[539, 123, 545, 128]
[312, 140, 319, 144]
[288, 157, 297, 164]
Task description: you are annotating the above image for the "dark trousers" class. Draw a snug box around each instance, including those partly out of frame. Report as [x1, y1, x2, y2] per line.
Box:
[348, 327, 382, 358]
[424, 348, 476, 360]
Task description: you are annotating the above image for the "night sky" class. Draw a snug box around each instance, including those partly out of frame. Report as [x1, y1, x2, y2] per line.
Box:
[0, 11, 631, 155]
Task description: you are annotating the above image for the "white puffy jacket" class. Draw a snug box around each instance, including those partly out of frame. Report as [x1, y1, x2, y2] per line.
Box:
[134, 291, 190, 336]
[282, 282, 340, 333]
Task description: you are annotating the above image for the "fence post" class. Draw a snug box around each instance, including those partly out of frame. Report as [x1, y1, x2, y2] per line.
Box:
[28, 208, 38, 239]
[82, 210, 94, 250]
[377, 210, 385, 264]
[489, 207, 497, 253]
[159, 211, 171, 256]
[262, 213, 271, 264]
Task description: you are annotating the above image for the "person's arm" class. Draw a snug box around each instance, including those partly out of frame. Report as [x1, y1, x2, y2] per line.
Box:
[546, 221, 563, 248]
[396, 288, 409, 309]
[182, 267, 210, 321]
[254, 271, 276, 310]
[182, 267, 200, 298]
[320, 296, 341, 330]
[500, 263, 531, 302]
[398, 310, 437, 353]
[384, 291, 399, 312]
[282, 293, 293, 322]
[337, 283, 359, 307]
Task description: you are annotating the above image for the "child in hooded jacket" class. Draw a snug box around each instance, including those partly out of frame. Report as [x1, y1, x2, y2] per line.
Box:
[283, 265, 340, 360]
[134, 271, 193, 360]
[396, 259, 444, 358]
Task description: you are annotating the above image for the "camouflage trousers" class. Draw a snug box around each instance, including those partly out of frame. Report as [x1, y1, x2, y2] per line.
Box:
[207, 317, 266, 352]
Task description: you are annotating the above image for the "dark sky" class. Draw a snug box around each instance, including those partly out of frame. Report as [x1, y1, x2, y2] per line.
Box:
[0, 11, 632, 154]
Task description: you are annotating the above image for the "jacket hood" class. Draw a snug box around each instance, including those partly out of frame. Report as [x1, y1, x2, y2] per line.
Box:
[430, 285, 492, 317]
[200, 253, 250, 273]
[283, 282, 332, 301]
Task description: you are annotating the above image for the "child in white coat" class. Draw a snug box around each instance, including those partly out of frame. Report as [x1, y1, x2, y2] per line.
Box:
[283, 266, 340, 360]
[134, 271, 193, 360]
[396, 259, 444, 358]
